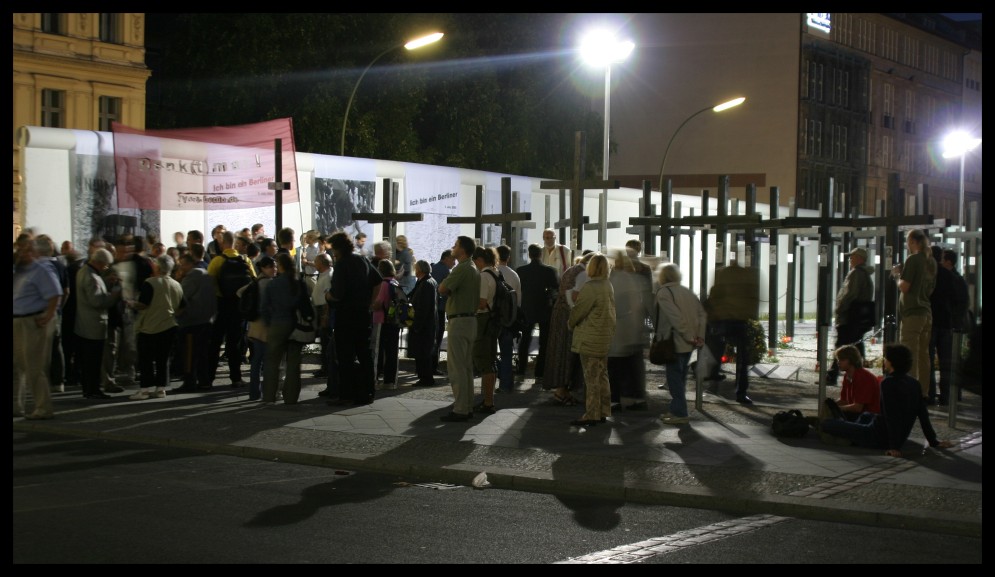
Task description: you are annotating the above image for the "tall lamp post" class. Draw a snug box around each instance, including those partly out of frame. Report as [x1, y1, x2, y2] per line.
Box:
[340, 32, 443, 157]
[941, 130, 982, 229]
[657, 97, 745, 193]
[580, 30, 634, 180]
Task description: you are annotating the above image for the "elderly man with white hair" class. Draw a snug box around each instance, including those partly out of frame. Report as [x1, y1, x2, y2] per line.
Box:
[74, 247, 123, 399]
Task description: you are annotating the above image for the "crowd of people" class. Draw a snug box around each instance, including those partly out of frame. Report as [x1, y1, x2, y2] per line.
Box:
[14, 224, 963, 457]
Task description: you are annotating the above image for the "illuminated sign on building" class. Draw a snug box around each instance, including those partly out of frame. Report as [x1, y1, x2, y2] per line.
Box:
[807, 13, 831, 34]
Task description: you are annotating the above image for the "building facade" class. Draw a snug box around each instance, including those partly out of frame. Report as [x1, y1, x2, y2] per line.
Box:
[12, 12, 150, 239]
[802, 13, 982, 223]
[609, 13, 981, 227]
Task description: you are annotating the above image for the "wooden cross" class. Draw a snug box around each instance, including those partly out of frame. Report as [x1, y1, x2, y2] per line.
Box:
[629, 176, 762, 273]
[267, 138, 291, 231]
[583, 189, 621, 252]
[352, 177, 424, 249]
[624, 180, 659, 255]
[539, 131, 618, 253]
[447, 177, 531, 250]
[509, 188, 536, 266]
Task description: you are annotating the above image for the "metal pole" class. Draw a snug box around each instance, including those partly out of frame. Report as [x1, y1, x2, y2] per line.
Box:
[602, 64, 611, 180]
[958, 152, 966, 229]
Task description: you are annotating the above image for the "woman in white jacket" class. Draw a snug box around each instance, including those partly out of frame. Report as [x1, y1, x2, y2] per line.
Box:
[654, 263, 707, 425]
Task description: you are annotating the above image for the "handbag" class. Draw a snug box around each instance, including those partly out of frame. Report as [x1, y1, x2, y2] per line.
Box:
[649, 286, 678, 365]
[650, 332, 677, 365]
[290, 308, 316, 343]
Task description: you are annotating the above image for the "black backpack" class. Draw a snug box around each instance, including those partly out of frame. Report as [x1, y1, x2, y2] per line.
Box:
[384, 279, 414, 327]
[483, 269, 520, 330]
[771, 409, 811, 438]
[238, 278, 261, 321]
[218, 255, 252, 298]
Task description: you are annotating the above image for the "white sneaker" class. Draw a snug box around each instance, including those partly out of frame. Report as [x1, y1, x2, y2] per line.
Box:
[152, 389, 166, 398]
[660, 415, 690, 425]
[52, 384, 65, 393]
[129, 390, 151, 401]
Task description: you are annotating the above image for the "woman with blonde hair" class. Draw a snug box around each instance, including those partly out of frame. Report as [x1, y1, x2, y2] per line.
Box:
[567, 253, 616, 427]
[546, 251, 595, 405]
[654, 263, 707, 425]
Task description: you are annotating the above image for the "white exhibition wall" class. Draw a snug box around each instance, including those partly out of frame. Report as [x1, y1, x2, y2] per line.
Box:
[20, 125, 840, 317]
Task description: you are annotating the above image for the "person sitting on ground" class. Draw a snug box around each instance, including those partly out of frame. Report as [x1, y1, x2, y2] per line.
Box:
[826, 344, 880, 420]
[820, 343, 954, 457]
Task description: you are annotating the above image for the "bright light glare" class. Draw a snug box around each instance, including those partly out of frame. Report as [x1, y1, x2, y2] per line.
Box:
[713, 97, 746, 112]
[941, 130, 982, 158]
[580, 30, 634, 67]
[404, 32, 444, 50]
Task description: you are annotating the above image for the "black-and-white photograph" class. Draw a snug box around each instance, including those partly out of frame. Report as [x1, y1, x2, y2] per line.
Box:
[313, 177, 375, 236]
[73, 153, 157, 248]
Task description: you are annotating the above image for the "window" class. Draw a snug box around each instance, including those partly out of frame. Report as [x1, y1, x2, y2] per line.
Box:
[41, 13, 63, 35]
[832, 125, 848, 162]
[834, 69, 849, 108]
[41, 89, 65, 128]
[924, 45, 939, 75]
[807, 61, 824, 102]
[806, 119, 823, 157]
[881, 135, 891, 169]
[99, 96, 122, 132]
[922, 94, 935, 129]
[99, 13, 123, 44]
[882, 82, 894, 128]
[856, 18, 875, 53]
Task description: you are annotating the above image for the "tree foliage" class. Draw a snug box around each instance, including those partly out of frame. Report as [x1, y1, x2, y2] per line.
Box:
[145, 13, 604, 181]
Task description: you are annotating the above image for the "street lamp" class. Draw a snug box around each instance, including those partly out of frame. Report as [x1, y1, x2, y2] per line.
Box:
[340, 32, 444, 157]
[657, 97, 745, 193]
[941, 130, 981, 228]
[580, 30, 634, 180]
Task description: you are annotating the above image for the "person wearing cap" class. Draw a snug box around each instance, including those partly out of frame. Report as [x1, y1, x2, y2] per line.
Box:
[827, 246, 875, 385]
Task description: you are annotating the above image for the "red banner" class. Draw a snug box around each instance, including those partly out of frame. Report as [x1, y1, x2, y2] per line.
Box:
[112, 118, 298, 210]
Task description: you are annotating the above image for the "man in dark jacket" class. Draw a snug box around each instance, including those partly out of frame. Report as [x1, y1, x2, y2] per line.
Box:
[515, 243, 559, 386]
[928, 245, 954, 405]
[408, 260, 439, 387]
[430, 249, 455, 375]
[325, 231, 382, 406]
[826, 247, 875, 385]
[704, 260, 759, 404]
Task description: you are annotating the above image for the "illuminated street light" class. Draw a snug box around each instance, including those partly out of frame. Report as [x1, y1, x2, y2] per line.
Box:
[580, 30, 634, 180]
[941, 130, 982, 228]
[340, 32, 444, 156]
[657, 97, 746, 192]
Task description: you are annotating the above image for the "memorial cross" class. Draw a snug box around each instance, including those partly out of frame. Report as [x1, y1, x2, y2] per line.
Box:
[352, 177, 424, 249]
[539, 131, 617, 253]
[624, 180, 659, 255]
[267, 138, 291, 231]
[447, 177, 531, 250]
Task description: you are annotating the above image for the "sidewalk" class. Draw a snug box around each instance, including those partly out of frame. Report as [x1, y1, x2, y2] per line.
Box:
[14, 322, 981, 537]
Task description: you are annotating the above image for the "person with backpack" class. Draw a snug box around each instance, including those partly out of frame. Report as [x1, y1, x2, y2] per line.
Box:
[495, 245, 523, 394]
[207, 230, 257, 389]
[471, 246, 502, 415]
[239, 256, 276, 401]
